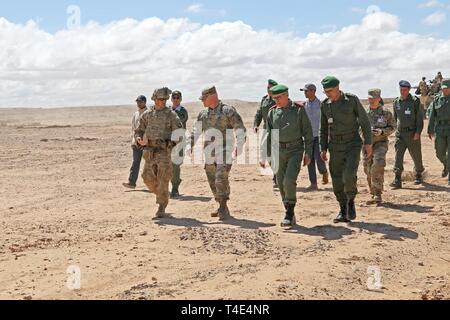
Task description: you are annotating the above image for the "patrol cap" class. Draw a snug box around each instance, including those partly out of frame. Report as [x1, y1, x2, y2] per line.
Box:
[368, 88, 381, 99]
[269, 84, 289, 95]
[172, 90, 182, 98]
[152, 87, 172, 100]
[442, 79, 450, 89]
[136, 95, 147, 102]
[199, 86, 217, 101]
[399, 80, 411, 88]
[321, 76, 340, 89]
[268, 79, 278, 86]
[300, 83, 317, 91]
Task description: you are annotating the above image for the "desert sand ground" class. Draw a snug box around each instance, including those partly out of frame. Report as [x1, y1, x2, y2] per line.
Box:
[0, 100, 449, 300]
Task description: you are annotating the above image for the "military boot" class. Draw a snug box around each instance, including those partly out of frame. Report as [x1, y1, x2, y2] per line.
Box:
[348, 199, 357, 221]
[218, 200, 231, 221]
[374, 194, 382, 205]
[155, 205, 167, 219]
[390, 174, 402, 189]
[273, 175, 279, 189]
[414, 173, 423, 185]
[170, 186, 180, 198]
[281, 203, 296, 227]
[442, 166, 448, 178]
[334, 202, 350, 223]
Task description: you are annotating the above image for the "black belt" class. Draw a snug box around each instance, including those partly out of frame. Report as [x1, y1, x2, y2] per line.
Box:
[330, 132, 358, 141]
[399, 127, 416, 132]
[279, 140, 302, 149]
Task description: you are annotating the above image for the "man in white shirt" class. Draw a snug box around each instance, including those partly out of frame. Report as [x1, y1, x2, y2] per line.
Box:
[123, 95, 148, 189]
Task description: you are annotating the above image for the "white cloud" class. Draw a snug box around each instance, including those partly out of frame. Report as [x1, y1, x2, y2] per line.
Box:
[422, 11, 447, 26]
[187, 3, 203, 14]
[418, 0, 444, 8]
[0, 11, 450, 108]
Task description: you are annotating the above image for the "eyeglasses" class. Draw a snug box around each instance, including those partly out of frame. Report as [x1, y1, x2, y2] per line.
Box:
[172, 96, 181, 100]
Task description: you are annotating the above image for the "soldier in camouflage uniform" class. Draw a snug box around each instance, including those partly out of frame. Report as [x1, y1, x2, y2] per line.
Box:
[428, 79, 450, 185]
[363, 89, 396, 205]
[390, 80, 425, 189]
[135, 87, 183, 218]
[191, 86, 247, 221]
[254, 79, 278, 188]
[170, 90, 189, 198]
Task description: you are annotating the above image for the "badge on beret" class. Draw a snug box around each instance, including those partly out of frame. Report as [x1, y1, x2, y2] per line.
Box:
[405, 110, 411, 115]
[328, 118, 334, 125]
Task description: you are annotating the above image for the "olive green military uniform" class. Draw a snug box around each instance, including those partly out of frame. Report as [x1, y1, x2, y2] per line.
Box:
[191, 101, 246, 204]
[135, 89, 183, 216]
[393, 94, 424, 178]
[363, 101, 396, 197]
[254, 95, 276, 130]
[320, 92, 373, 205]
[171, 106, 189, 193]
[267, 100, 313, 206]
[428, 82, 450, 183]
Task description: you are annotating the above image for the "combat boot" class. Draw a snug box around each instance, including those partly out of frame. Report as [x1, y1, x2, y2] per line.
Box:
[414, 173, 423, 185]
[170, 186, 180, 199]
[281, 203, 296, 227]
[273, 175, 279, 189]
[348, 199, 357, 221]
[218, 200, 231, 221]
[442, 166, 448, 178]
[155, 205, 167, 219]
[390, 174, 402, 189]
[334, 202, 350, 223]
[374, 194, 382, 205]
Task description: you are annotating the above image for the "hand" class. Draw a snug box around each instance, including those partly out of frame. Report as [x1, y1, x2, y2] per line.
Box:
[303, 154, 311, 167]
[428, 133, 434, 140]
[373, 129, 383, 137]
[259, 161, 267, 169]
[320, 151, 328, 162]
[253, 127, 259, 134]
[186, 147, 193, 158]
[136, 138, 147, 147]
[364, 144, 373, 159]
[414, 133, 421, 141]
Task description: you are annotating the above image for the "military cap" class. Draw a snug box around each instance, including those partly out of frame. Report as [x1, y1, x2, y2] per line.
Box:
[368, 88, 382, 99]
[300, 83, 317, 91]
[172, 90, 182, 98]
[136, 95, 147, 102]
[199, 86, 217, 100]
[399, 80, 411, 88]
[442, 79, 450, 89]
[152, 87, 172, 100]
[321, 76, 340, 89]
[269, 84, 289, 95]
[268, 79, 278, 86]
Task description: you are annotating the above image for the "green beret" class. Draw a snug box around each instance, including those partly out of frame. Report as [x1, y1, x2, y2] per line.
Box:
[268, 79, 278, 86]
[269, 84, 289, 95]
[368, 88, 381, 99]
[442, 78, 450, 89]
[321, 76, 340, 89]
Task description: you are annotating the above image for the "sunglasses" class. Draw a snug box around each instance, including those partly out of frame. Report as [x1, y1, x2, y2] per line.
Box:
[172, 96, 181, 100]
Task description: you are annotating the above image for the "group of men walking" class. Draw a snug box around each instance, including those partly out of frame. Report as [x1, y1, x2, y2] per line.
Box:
[122, 75, 450, 228]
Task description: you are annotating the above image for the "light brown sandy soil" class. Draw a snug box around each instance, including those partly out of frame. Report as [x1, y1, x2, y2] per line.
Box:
[0, 101, 449, 300]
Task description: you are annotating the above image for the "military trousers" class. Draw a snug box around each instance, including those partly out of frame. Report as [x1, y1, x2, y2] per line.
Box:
[393, 131, 424, 175]
[274, 147, 304, 205]
[329, 144, 362, 204]
[205, 164, 232, 202]
[435, 133, 450, 173]
[142, 148, 172, 208]
[363, 140, 388, 195]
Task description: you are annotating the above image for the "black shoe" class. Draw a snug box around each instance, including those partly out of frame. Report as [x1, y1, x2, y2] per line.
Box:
[170, 187, 180, 198]
[334, 203, 350, 223]
[414, 174, 423, 185]
[348, 199, 357, 221]
[281, 204, 296, 227]
[390, 175, 402, 189]
[442, 167, 449, 178]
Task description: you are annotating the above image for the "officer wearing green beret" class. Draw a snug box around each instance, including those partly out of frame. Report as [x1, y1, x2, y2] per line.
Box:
[390, 80, 425, 189]
[364, 89, 396, 205]
[170, 90, 189, 198]
[262, 84, 313, 227]
[254, 79, 279, 188]
[428, 78, 450, 185]
[319, 76, 373, 223]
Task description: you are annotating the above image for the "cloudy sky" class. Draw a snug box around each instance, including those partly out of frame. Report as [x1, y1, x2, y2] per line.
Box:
[0, 0, 449, 107]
